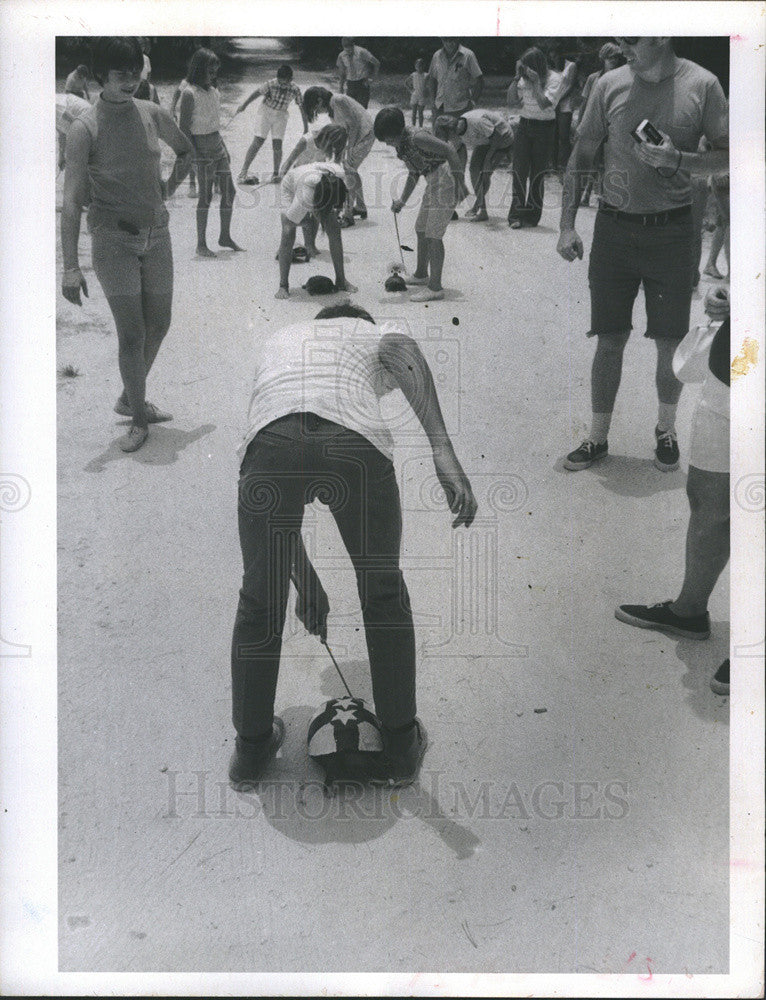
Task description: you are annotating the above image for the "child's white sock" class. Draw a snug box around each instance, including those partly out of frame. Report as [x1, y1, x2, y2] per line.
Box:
[657, 402, 678, 434]
[589, 412, 612, 444]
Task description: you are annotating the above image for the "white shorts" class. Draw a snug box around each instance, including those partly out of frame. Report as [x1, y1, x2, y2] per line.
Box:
[689, 376, 730, 474]
[252, 104, 290, 141]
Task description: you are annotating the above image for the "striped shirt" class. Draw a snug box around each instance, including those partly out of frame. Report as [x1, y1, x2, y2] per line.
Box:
[394, 127, 447, 177]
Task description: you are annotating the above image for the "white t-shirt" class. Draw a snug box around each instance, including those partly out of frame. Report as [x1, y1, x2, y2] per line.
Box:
[460, 109, 513, 148]
[516, 71, 563, 121]
[187, 84, 221, 134]
[238, 317, 402, 462]
[280, 160, 345, 224]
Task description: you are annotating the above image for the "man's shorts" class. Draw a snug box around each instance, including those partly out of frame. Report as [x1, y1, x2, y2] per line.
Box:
[91, 221, 173, 299]
[252, 103, 290, 141]
[689, 375, 729, 474]
[415, 162, 458, 239]
[588, 207, 694, 340]
[344, 130, 375, 173]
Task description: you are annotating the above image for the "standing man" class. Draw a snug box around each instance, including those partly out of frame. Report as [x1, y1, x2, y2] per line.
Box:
[228, 303, 477, 789]
[557, 37, 728, 472]
[427, 37, 483, 184]
[336, 37, 379, 109]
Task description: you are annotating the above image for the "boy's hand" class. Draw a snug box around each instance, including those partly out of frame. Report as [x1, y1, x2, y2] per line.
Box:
[295, 585, 329, 642]
[62, 268, 88, 306]
[433, 446, 477, 528]
[704, 284, 730, 320]
[391, 198, 405, 213]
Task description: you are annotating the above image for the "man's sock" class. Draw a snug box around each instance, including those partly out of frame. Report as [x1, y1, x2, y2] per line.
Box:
[657, 402, 678, 434]
[589, 412, 612, 444]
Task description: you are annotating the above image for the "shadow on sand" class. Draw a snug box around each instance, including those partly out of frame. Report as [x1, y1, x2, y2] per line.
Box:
[85, 423, 217, 474]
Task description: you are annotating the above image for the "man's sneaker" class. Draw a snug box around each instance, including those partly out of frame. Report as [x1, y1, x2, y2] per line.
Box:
[365, 718, 428, 788]
[564, 439, 608, 471]
[710, 658, 730, 695]
[615, 600, 711, 640]
[228, 717, 285, 789]
[654, 426, 680, 471]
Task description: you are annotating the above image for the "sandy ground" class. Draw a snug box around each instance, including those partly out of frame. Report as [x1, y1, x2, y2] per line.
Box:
[56, 64, 729, 974]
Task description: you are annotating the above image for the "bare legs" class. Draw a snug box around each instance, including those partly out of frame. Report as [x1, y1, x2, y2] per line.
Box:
[588, 333, 681, 442]
[107, 290, 172, 445]
[670, 466, 730, 617]
[411, 232, 445, 293]
[197, 165, 243, 255]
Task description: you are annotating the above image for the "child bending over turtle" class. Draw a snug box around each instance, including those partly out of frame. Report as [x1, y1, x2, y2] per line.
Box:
[276, 124, 358, 300]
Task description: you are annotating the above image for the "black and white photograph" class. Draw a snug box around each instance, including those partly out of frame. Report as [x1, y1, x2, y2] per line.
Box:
[1, 1, 764, 996]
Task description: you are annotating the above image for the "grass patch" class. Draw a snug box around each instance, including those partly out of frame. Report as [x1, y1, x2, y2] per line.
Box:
[58, 364, 82, 378]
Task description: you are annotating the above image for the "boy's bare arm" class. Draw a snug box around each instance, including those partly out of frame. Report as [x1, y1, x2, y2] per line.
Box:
[378, 333, 477, 527]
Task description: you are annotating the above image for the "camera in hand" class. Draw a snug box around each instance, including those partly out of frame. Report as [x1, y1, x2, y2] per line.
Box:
[630, 119, 664, 146]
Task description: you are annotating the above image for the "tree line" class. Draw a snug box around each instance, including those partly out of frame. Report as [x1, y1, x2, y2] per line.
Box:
[56, 35, 728, 95]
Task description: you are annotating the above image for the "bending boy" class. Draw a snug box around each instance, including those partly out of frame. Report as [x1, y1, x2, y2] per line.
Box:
[229, 303, 477, 789]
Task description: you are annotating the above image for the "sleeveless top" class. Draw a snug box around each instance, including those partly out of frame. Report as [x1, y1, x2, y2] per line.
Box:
[395, 127, 447, 177]
[72, 96, 168, 230]
[187, 84, 221, 135]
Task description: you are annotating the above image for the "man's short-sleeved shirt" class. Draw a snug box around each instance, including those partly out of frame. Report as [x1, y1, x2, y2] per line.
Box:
[238, 317, 403, 462]
[336, 46, 377, 82]
[427, 45, 483, 112]
[577, 57, 729, 213]
[459, 109, 513, 148]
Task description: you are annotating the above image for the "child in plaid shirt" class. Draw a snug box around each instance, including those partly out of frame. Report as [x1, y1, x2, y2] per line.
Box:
[237, 65, 308, 183]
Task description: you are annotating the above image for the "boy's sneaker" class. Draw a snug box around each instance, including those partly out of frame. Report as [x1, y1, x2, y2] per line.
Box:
[228, 717, 285, 789]
[710, 658, 730, 695]
[615, 600, 711, 640]
[564, 439, 608, 471]
[365, 718, 428, 788]
[654, 426, 680, 471]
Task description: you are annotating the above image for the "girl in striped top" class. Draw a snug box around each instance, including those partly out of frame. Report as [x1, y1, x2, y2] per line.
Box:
[373, 106, 468, 302]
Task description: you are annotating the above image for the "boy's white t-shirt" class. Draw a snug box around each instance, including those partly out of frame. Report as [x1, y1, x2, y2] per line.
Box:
[280, 160, 345, 223]
[238, 317, 404, 462]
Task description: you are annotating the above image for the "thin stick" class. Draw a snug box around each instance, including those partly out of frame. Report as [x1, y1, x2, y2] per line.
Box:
[393, 212, 406, 271]
[321, 639, 354, 699]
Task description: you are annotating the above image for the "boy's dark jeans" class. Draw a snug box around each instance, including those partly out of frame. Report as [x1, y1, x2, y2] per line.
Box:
[232, 413, 416, 740]
[508, 117, 556, 226]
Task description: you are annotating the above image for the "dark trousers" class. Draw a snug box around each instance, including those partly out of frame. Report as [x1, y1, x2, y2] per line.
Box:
[554, 109, 574, 173]
[345, 80, 370, 108]
[508, 117, 555, 227]
[232, 413, 416, 739]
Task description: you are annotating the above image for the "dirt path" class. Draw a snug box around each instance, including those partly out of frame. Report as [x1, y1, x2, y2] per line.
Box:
[57, 61, 729, 974]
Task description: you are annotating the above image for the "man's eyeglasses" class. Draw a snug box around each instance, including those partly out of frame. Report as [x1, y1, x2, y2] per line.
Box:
[616, 37, 639, 46]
